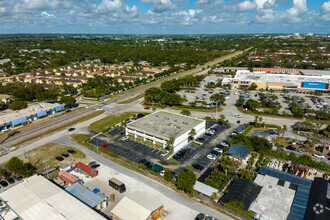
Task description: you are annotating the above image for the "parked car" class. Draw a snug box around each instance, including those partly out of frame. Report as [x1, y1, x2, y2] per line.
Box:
[88, 161, 97, 167]
[55, 156, 64, 161]
[173, 155, 182, 161]
[205, 216, 214, 220]
[287, 145, 297, 151]
[67, 149, 76, 154]
[6, 177, 15, 184]
[220, 142, 229, 147]
[213, 148, 223, 154]
[138, 158, 147, 164]
[159, 170, 165, 176]
[192, 163, 204, 170]
[236, 120, 241, 124]
[68, 128, 75, 132]
[313, 153, 325, 159]
[207, 154, 217, 160]
[195, 213, 205, 220]
[144, 161, 153, 170]
[122, 136, 129, 141]
[0, 181, 8, 187]
[197, 137, 205, 142]
[101, 144, 109, 148]
[234, 114, 241, 118]
[61, 153, 69, 157]
[13, 174, 22, 181]
[298, 150, 308, 154]
[144, 107, 150, 110]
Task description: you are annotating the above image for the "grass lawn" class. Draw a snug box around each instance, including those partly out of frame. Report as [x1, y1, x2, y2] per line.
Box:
[0, 143, 86, 173]
[118, 93, 144, 104]
[88, 112, 138, 133]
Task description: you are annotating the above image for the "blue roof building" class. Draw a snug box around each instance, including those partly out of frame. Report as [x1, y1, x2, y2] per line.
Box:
[225, 144, 251, 160]
[65, 183, 105, 208]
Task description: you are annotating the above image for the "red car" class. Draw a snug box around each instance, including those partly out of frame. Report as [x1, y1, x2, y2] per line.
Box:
[144, 107, 150, 110]
[101, 144, 109, 148]
[209, 91, 213, 94]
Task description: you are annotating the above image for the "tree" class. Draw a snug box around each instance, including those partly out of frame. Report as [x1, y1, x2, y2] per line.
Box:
[245, 99, 260, 111]
[8, 100, 27, 110]
[59, 96, 76, 108]
[190, 128, 196, 139]
[166, 136, 175, 148]
[5, 157, 35, 177]
[164, 169, 173, 182]
[236, 97, 245, 107]
[249, 82, 258, 90]
[180, 110, 191, 116]
[177, 170, 196, 195]
[210, 93, 225, 104]
[282, 125, 287, 137]
[218, 114, 228, 126]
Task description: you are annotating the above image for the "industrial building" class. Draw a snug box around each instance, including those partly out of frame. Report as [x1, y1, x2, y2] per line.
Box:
[226, 70, 330, 93]
[0, 175, 105, 220]
[65, 183, 108, 210]
[111, 191, 164, 220]
[0, 103, 65, 130]
[225, 144, 252, 161]
[126, 110, 205, 153]
[249, 174, 296, 220]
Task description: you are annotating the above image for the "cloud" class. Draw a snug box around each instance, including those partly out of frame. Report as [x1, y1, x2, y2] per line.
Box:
[320, 1, 330, 21]
[141, 0, 174, 13]
[238, 1, 256, 12]
[41, 11, 53, 17]
[21, 0, 51, 10]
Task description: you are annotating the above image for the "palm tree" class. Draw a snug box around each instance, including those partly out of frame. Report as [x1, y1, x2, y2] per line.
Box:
[190, 128, 196, 140]
[282, 125, 287, 137]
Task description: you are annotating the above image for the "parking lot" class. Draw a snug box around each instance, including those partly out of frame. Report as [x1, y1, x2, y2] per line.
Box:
[86, 120, 249, 176]
[88, 127, 171, 166]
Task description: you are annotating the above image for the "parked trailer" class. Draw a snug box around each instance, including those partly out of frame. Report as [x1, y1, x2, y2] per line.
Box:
[109, 177, 126, 193]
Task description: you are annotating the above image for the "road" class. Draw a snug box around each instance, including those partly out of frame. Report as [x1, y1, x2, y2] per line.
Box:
[0, 50, 246, 149]
[0, 111, 232, 220]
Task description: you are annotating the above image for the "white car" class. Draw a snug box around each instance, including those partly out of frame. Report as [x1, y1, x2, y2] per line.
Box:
[313, 153, 325, 159]
[207, 154, 217, 160]
[213, 148, 223, 154]
[220, 142, 229, 147]
[234, 114, 241, 118]
[234, 92, 238, 95]
[161, 151, 169, 157]
[122, 136, 129, 141]
[159, 170, 165, 176]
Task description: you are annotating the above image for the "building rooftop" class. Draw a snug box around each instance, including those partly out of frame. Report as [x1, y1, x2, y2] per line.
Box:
[0, 175, 105, 220]
[234, 70, 330, 84]
[220, 178, 262, 210]
[250, 174, 296, 220]
[0, 103, 60, 125]
[226, 144, 252, 160]
[193, 181, 218, 197]
[111, 191, 163, 220]
[65, 183, 105, 208]
[126, 110, 205, 140]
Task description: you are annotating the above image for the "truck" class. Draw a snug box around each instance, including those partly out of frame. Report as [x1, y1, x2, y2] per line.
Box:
[109, 177, 126, 193]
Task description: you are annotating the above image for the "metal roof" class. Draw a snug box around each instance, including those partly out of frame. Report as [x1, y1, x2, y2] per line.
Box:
[65, 183, 104, 208]
[226, 144, 251, 160]
[0, 175, 105, 220]
[258, 166, 312, 187]
[193, 181, 218, 197]
[111, 191, 163, 220]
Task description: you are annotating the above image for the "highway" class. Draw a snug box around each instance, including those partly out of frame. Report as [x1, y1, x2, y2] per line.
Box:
[0, 49, 247, 149]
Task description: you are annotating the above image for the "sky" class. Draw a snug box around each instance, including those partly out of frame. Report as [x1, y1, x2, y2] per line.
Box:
[0, 0, 329, 34]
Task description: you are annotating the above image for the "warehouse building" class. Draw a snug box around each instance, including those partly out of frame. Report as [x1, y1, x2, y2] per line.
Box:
[111, 191, 164, 220]
[0, 175, 105, 220]
[227, 70, 330, 94]
[125, 110, 205, 153]
[0, 103, 65, 130]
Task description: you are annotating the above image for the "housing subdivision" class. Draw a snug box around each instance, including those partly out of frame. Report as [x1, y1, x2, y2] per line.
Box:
[125, 110, 206, 153]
